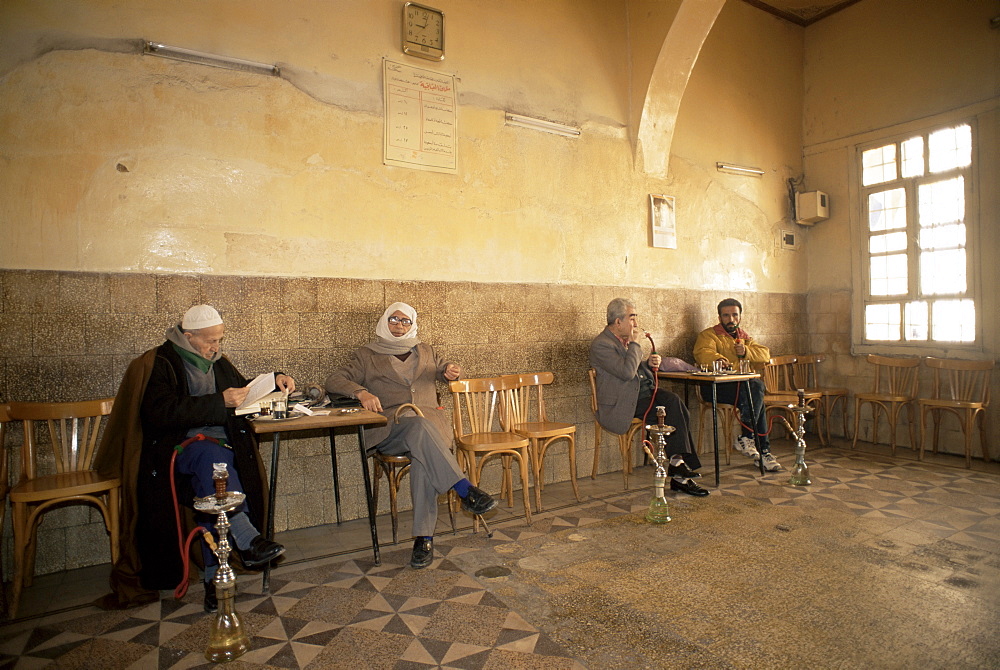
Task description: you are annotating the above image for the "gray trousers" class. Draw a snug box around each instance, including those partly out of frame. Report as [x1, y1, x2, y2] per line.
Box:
[374, 416, 465, 537]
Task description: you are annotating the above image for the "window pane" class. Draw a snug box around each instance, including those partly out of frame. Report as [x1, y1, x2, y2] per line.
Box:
[919, 177, 964, 227]
[928, 124, 971, 173]
[901, 136, 924, 178]
[904, 301, 928, 341]
[919, 223, 965, 251]
[869, 231, 907, 254]
[870, 253, 907, 295]
[868, 188, 906, 232]
[862, 144, 896, 185]
[931, 299, 975, 342]
[866, 303, 900, 341]
[920, 249, 966, 295]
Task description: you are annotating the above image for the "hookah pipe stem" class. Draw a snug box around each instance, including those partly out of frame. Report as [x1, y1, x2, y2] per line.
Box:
[641, 332, 660, 446]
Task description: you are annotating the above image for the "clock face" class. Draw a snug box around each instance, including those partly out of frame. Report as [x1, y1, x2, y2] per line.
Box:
[403, 2, 444, 60]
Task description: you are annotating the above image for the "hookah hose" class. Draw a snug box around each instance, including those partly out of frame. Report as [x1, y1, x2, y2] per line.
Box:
[169, 434, 220, 599]
[640, 332, 659, 453]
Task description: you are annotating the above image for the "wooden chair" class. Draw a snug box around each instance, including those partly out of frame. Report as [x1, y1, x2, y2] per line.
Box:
[7, 398, 120, 618]
[791, 354, 850, 445]
[587, 369, 643, 489]
[370, 403, 456, 544]
[0, 405, 12, 617]
[696, 398, 739, 465]
[852, 354, 920, 455]
[502, 372, 578, 513]
[762, 356, 822, 439]
[918, 358, 993, 468]
[449, 377, 532, 529]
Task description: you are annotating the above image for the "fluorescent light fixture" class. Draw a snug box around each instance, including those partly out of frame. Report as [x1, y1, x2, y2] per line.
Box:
[143, 41, 279, 77]
[505, 113, 580, 138]
[716, 162, 765, 177]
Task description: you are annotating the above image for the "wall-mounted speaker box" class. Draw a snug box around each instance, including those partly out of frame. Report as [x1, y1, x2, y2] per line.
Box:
[796, 190, 829, 224]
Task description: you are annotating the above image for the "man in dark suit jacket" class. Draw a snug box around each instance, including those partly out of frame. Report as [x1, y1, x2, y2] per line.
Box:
[589, 298, 707, 496]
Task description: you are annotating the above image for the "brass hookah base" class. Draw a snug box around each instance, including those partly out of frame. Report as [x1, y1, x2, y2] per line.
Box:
[194, 464, 251, 663]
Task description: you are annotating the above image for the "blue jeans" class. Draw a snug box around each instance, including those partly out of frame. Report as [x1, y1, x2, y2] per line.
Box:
[701, 379, 770, 453]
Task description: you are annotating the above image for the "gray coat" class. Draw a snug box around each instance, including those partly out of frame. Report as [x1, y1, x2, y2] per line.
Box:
[325, 343, 453, 447]
[589, 327, 648, 435]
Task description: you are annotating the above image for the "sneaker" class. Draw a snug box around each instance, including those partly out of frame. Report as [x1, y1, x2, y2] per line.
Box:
[733, 436, 759, 459]
[755, 452, 782, 472]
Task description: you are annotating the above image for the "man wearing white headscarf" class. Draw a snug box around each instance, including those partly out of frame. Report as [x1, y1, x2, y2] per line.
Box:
[325, 302, 496, 568]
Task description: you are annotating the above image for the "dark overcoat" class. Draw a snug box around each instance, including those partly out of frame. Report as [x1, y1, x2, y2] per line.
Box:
[96, 343, 269, 606]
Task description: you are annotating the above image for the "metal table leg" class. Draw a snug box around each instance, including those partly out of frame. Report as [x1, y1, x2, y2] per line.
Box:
[711, 382, 721, 487]
[328, 428, 342, 524]
[262, 432, 281, 594]
[355, 425, 381, 565]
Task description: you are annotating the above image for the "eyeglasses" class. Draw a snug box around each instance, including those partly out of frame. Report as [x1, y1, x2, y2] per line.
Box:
[387, 316, 413, 326]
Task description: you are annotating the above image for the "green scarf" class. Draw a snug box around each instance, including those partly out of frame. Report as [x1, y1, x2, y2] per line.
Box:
[172, 342, 214, 374]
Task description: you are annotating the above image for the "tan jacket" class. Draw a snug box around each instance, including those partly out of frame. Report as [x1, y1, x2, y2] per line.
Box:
[325, 343, 454, 446]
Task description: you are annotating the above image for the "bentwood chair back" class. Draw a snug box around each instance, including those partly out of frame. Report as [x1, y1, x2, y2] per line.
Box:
[6, 398, 120, 618]
[587, 368, 643, 489]
[449, 377, 532, 528]
[502, 372, 578, 513]
[371, 403, 456, 544]
[0, 405, 12, 616]
[696, 398, 740, 465]
[852, 355, 920, 454]
[918, 358, 993, 468]
[791, 354, 850, 445]
[762, 356, 823, 439]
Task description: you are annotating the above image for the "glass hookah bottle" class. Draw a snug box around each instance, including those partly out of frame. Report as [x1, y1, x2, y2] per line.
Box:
[644, 406, 672, 524]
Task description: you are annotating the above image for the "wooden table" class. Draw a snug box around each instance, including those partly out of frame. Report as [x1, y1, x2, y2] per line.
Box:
[657, 371, 765, 485]
[250, 408, 388, 592]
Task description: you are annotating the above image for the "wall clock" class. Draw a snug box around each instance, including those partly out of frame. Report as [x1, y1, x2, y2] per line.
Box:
[402, 2, 445, 61]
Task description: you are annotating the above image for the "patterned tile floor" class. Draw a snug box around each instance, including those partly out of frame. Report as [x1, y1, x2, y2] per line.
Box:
[1, 437, 998, 668]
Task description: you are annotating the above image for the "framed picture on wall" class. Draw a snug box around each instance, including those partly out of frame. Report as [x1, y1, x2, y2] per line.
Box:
[649, 194, 677, 249]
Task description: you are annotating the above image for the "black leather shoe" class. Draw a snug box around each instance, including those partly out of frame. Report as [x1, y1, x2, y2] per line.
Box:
[670, 478, 709, 497]
[410, 537, 433, 569]
[667, 462, 701, 479]
[461, 485, 498, 515]
[241, 535, 285, 569]
[203, 581, 218, 614]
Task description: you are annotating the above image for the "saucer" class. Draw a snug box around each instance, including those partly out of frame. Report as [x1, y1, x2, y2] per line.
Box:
[253, 413, 304, 423]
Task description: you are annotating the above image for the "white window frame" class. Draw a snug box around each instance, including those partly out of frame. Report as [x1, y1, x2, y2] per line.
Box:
[849, 117, 983, 357]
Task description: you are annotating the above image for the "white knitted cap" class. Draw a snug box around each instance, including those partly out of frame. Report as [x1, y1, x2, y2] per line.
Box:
[181, 304, 223, 330]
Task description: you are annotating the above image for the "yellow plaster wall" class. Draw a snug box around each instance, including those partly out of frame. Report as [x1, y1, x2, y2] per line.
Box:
[0, 0, 804, 293]
[670, 1, 804, 292]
